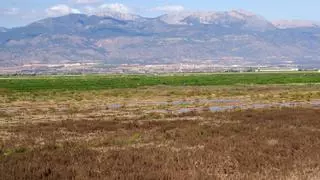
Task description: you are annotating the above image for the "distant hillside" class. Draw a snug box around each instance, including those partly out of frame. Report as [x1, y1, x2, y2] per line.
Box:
[0, 10, 320, 68]
[272, 20, 320, 29]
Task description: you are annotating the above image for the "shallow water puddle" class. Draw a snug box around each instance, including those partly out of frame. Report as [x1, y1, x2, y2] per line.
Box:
[177, 100, 320, 113]
[113, 99, 320, 114]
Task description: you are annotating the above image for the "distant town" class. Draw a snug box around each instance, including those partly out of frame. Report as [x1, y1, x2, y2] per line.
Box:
[0, 62, 318, 75]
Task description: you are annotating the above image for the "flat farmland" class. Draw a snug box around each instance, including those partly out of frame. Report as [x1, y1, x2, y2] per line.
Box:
[1, 73, 320, 179]
[1, 72, 320, 91]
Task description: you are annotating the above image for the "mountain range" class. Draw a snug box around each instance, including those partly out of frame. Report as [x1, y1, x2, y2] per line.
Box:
[1, 10, 320, 68]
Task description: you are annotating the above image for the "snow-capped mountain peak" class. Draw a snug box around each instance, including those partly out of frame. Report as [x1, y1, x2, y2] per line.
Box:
[158, 10, 275, 31]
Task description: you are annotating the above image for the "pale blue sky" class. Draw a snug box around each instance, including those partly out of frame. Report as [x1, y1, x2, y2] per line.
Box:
[1, 0, 320, 27]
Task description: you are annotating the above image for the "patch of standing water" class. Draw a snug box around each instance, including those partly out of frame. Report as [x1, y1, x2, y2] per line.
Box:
[171, 99, 241, 105]
[108, 104, 122, 109]
[311, 101, 320, 108]
[208, 100, 320, 112]
[123, 99, 320, 114]
[177, 108, 196, 113]
[149, 110, 171, 114]
[209, 106, 240, 112]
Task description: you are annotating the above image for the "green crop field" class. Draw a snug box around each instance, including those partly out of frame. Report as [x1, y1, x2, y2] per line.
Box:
[0, 72, 319, 92]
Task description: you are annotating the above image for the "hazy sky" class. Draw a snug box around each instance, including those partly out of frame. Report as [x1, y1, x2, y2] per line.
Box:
[1, 0, 320, 27]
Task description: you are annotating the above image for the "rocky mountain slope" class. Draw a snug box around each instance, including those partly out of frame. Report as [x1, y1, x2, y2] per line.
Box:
[0, 10, 320, 68]
[0, 27, 7, 33]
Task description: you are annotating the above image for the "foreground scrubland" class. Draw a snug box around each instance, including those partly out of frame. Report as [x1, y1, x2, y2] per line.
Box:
[1, 74, 320, 179]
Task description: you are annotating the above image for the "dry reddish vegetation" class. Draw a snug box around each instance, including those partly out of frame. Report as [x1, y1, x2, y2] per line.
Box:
[1, 108, 320, 179]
